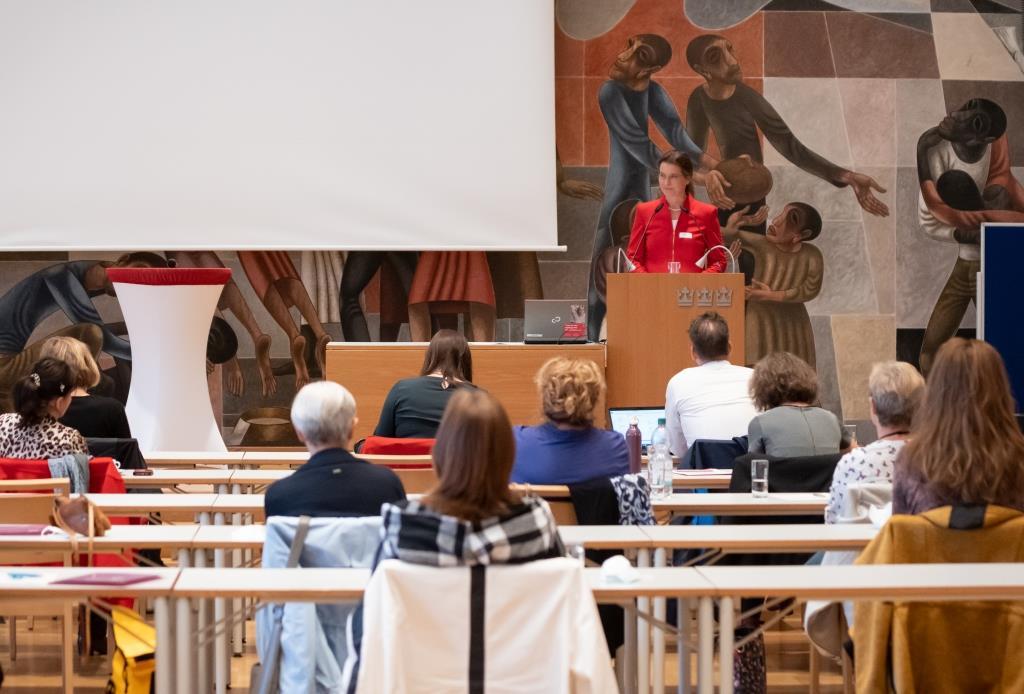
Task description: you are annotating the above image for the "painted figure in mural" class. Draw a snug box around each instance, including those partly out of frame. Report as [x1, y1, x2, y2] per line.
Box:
[917, 98, 1024, 374]
[0, 253, 162, 411]
[408, 251, 496, 341]
[339, 252, 418, 342]
[588, 33, 733, 342]
[685, 34, 890, 231]
[166, 251, 276, 398]
[724, 204, 824, 367]
[235, 251, 332, 389]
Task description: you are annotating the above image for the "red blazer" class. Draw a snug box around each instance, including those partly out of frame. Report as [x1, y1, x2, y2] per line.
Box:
[625, 195, 726, 273]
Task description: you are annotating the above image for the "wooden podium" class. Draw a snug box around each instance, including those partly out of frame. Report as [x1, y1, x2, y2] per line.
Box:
[605, 273, 744, 409]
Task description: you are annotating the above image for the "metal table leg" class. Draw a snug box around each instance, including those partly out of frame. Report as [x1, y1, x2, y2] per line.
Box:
[653, 547, 666, 694]
[697, 597, 713, 694]
[678, 597, 692, 694]
[719, 597, 735, 694]
[637, 548, 650, 694]
[155, 596, 174, 694]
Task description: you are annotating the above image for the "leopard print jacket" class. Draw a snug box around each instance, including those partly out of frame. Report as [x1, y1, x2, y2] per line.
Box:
[0, 413, 88, 460]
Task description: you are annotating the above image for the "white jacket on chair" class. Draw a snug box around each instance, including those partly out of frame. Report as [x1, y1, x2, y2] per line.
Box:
[350, 557, 618, 694]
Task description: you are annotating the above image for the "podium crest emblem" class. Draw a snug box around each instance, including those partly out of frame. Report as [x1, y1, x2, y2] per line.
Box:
[715, 286, 733, 307]
[676, 287, 693, 306]
[697, 287, 713, 307]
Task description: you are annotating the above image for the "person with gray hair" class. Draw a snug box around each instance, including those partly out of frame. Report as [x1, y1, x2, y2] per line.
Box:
[265, 381, 405, 518]
[823, 361, 925, 524]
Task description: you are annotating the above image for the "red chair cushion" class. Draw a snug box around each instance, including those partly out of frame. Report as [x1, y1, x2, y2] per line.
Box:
[360, 436, 435, 456]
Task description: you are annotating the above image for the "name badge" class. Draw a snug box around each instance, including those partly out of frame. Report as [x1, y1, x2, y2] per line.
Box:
[679, 232, 693, 239]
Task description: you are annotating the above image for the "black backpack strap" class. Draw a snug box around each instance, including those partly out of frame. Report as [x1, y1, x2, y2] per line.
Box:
[468, 565, 486, 694]
[949, 504, 987, 530]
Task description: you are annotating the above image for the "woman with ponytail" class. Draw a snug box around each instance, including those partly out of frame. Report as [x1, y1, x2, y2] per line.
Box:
[510, 357, 628, 484]
[0, 357, 86, 458]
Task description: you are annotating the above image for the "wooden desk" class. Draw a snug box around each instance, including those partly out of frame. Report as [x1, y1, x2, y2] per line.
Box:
[672, 469, 732, 490]
[641, 524, 876, 553]
[325, 342, 606, 441]
[143, 451, 245, 468]
[122, 469, 235, 489]
[652, 492, 827, 516]
[86, 493, 221, 518]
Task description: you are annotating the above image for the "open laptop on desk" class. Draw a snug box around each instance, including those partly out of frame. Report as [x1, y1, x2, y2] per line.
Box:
[524, 300, 588, 344]
[607, 406, 663, 454]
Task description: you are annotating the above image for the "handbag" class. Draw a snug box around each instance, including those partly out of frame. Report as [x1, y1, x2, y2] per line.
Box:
[51, 494, 112, 561]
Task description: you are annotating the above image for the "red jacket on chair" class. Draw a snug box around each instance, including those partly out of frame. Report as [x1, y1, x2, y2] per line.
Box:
[625, 194, 726, 273]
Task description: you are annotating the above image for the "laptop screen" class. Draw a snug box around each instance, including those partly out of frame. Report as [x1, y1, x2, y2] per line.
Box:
[608, 407, 664, 446]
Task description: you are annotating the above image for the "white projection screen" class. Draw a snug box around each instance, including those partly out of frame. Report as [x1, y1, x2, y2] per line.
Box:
[0, 1, 558, 251]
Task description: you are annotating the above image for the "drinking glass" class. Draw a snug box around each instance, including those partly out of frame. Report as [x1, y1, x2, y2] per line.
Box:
[843, 424, 858, 448]
[666, 261, 682, 274]
[751, 458, 769, 498]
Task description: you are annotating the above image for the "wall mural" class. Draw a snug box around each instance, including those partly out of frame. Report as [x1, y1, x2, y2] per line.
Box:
[0, 0, 1021, 439]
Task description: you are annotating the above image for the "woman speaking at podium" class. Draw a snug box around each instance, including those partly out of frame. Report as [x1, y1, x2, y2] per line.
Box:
[625, 150, 726, 273]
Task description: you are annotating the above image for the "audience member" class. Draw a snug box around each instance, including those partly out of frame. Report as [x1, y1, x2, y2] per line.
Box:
[894, 338, 1024, 514]
[747, 351, 847, 457]
[824, 361, 924, 524]
[664, 311, 756, 457]
[512, 357, 628, 484]
[40, 336, 131, 439]
[378, 387, 564, 562]
[0, 358, 85, 459]
[265, 381, 405, 518]
[373, 329, 476, 438]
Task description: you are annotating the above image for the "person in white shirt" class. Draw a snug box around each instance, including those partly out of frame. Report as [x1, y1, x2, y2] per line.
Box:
[664, 311, 756, 457]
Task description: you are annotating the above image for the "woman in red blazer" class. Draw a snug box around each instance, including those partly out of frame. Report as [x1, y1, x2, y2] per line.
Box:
[626, 150, 726, 273]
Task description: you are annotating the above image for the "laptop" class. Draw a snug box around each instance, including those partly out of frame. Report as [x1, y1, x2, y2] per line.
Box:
[523, 300, 588, 344]
[607, 406, 664, 453]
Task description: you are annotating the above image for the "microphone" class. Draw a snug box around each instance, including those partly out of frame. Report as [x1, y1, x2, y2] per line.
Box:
[616, 247, 635, 273]
[627, 201, 665, 270]
[695, 244, 738, 273]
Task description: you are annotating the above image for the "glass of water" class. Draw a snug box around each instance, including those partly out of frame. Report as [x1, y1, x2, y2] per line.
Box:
[751, 458, 769, 498]
[843, 423, 858, 448]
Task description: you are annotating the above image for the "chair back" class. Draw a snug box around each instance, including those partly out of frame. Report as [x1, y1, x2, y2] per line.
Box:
[682, 437, 748, 470]
[511, 484, 576, 525]
[0, 491, 67, 565]
[841, 482, 893, 523]
[85, 437, 148, 470]
[349, 558, 615, 693]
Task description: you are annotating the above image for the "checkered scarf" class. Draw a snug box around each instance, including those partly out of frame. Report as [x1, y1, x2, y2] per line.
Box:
[376, 495, 566, 568]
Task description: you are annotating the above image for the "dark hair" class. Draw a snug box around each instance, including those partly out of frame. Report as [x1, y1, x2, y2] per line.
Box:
[112, 252, 169, 268]
[685, 34, 726, 72]
[790, 202, 823, 242]
[420, 329, 473, 384]
[688, 311, 730, 362]
[12, 358, 74, 427]
[425, 389, 520, 523]
[632, 34, 672, 69]
[659, 150, 695, 195]
[750, 352, 819, 411]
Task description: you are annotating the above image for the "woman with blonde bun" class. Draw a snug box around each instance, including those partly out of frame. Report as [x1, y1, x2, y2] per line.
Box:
[510, 357, 628, 484]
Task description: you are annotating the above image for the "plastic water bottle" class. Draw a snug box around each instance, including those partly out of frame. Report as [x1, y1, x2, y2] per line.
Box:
[626, 417, 642, 474]
[649, 418, 672, 499]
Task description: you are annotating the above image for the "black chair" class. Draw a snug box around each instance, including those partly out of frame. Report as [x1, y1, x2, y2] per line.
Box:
[681, 437, 748, 470]
[721, 451, 842, 564]
[85, 437, 148, 471]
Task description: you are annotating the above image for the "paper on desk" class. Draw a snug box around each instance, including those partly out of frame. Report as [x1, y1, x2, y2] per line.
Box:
[868, 503, 892, 528]
[673, 468, 730, 476]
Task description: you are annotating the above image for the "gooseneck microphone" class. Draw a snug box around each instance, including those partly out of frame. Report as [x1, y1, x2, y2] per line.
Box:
[626, 201, 665, 271]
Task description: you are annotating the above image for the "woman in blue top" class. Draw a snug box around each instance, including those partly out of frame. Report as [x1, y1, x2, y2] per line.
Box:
[511, 357, 629, 484]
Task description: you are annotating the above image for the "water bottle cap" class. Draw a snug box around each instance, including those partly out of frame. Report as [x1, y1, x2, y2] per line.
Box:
[657, 418, 666, 426]
[630, 416, 639, 425]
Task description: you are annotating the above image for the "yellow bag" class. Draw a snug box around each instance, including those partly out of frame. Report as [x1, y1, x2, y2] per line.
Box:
[106, 606, 155, 694]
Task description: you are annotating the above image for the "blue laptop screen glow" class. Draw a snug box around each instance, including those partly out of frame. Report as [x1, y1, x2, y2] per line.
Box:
[608, 408, 663, 446]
